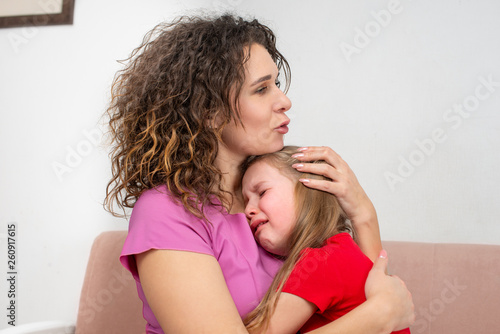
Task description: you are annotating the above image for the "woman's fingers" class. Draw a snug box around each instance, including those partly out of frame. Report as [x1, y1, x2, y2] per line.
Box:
[292, 146, 345, 171]
[298, 176, 345, 194]
[294, 163, 351, 200]
[293, 160, 342, 180]
[292, 150, 354, 198]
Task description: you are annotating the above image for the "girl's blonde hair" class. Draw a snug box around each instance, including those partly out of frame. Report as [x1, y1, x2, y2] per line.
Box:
[243, 146, 353, 332]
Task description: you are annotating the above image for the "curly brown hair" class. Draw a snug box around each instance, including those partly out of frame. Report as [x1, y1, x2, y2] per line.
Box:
[104, 14, 291, 219]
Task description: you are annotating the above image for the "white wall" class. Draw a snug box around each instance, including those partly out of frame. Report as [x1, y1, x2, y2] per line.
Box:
[0, 0, 499, 328]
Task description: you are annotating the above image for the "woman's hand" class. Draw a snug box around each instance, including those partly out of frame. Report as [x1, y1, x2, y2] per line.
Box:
[365, 250, 415, 331]
[307, 251, 414, 334]
[291, 146, 373, 223]
[291, 146, 382, 260]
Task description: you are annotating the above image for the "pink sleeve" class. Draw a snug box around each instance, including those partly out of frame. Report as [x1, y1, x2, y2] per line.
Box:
[119, 187, 214, 280]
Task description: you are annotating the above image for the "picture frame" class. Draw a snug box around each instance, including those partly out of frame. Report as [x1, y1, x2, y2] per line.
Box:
[0, 0, 75, 29]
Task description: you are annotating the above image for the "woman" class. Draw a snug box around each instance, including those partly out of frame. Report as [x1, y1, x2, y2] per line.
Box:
[104, 14, 414, 334]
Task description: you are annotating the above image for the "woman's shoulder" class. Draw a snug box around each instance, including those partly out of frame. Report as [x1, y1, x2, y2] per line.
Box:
[128, 185, 210, 239]
[132, 185, 207, 222]
[122, 186, 222, 266]
[133, 185, 178, 211]
[133, 185, 221, 219]
[128, 185, 241, 241]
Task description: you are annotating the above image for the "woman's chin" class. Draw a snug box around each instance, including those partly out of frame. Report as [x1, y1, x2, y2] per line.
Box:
[260, 141, 285, 155]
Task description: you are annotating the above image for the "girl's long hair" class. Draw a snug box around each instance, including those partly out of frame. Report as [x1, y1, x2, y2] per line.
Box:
[103, 14, 290, 219]
[243, 146, 353, 332]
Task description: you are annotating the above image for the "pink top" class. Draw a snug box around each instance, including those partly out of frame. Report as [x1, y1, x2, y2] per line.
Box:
[120, 185, 282, 334]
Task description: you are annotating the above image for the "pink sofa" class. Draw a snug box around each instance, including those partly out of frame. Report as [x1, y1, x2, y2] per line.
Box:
[74, 231, 500, 334]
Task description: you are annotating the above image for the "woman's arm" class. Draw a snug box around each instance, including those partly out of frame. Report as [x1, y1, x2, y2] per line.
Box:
[250, 251, 414, 334]
[136, 249, 248, 333]
[292, 146, 382, 261]
[137, 249, 413, 334]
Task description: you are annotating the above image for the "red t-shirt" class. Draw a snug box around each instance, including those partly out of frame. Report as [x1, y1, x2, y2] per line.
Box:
[282, 233, 410, 333]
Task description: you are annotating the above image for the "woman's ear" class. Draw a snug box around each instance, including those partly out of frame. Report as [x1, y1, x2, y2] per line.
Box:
[206, 117, 217, 129]
[206, 111, 225, 130]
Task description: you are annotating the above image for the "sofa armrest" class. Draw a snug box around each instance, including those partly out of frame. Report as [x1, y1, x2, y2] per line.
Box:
[0, 321, 75, 334]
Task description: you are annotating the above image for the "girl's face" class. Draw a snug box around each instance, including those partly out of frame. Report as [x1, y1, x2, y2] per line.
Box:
[220, 44, 292, 160]
[242, 160, 296, 256]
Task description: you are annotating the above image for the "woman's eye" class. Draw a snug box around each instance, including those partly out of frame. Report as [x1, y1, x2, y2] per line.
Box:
[275, 80, 281, 88]
[256, 86, 267, 94]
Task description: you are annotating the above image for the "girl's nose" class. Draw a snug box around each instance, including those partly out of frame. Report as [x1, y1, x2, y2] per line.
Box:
[245, 205, 258, 220]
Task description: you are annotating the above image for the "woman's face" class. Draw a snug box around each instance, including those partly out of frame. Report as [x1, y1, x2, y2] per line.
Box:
[220, 43, 292, 160]
[242, 160, 296, 256]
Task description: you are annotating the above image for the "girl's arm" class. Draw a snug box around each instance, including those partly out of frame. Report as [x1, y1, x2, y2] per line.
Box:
[292, 146, 382, 261]
[248, 293, 316, 334]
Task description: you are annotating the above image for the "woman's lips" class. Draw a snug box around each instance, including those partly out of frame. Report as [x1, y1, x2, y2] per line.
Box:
[275, 121, 290, 134]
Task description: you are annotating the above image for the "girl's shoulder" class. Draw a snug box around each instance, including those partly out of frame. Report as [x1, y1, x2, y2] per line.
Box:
[324, 232, 357, 247]
[301, 233, 368, 264]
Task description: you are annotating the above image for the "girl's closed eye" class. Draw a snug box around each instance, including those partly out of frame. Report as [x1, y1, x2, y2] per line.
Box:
[259, 189, 267, 197]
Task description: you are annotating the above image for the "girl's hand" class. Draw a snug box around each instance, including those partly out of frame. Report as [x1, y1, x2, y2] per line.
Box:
[291, 146, 382, 260]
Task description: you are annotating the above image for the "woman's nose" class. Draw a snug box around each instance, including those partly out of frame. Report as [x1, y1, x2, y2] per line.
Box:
[274, 89, 292, 113]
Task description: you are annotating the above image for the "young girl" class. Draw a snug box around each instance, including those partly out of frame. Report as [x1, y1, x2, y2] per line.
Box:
[242, 146, 411, 334]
